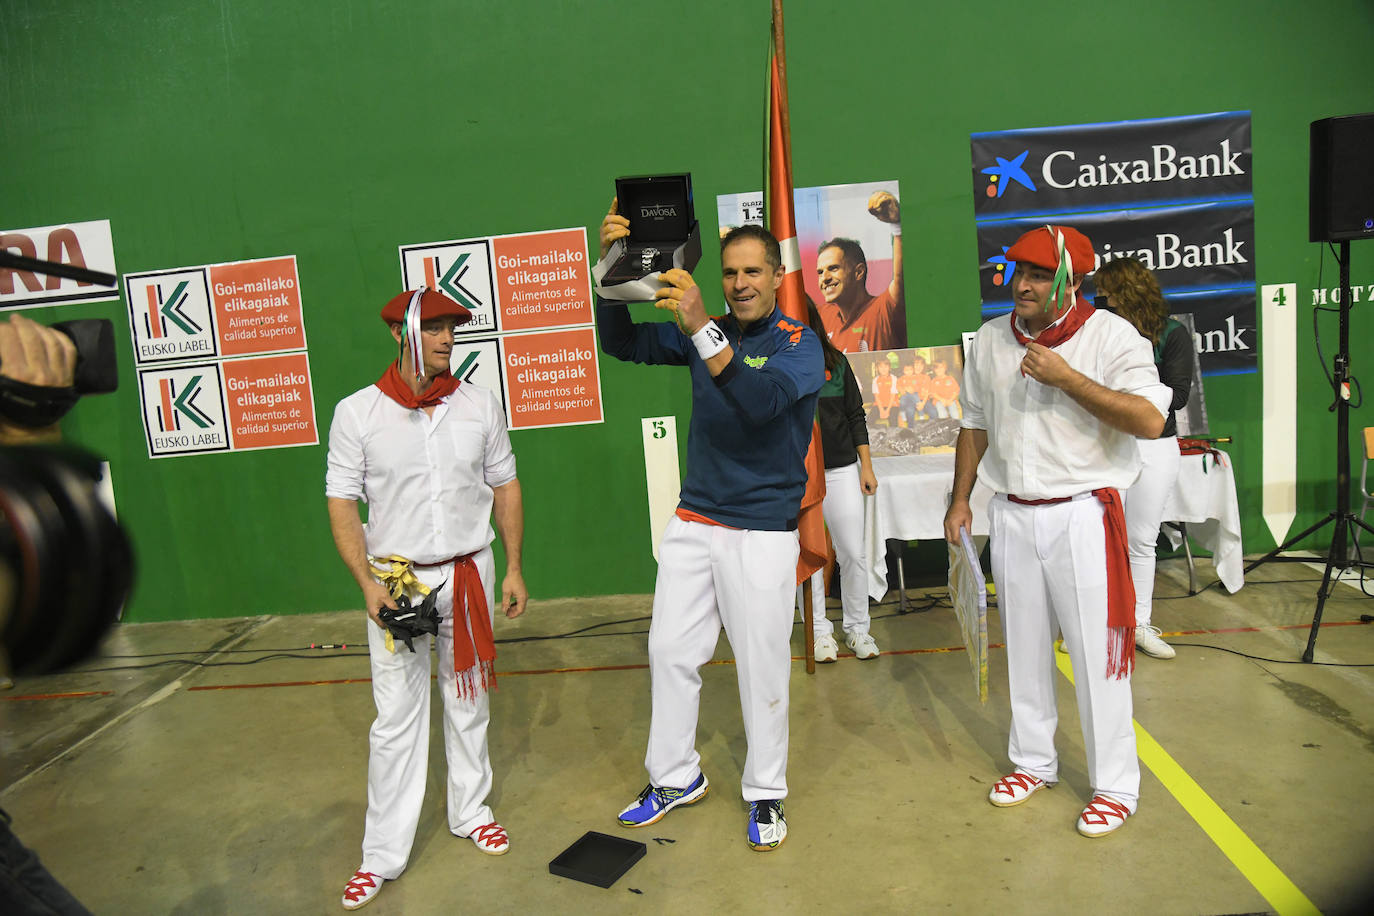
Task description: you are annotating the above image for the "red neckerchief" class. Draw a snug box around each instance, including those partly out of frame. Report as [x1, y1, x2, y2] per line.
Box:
[375, 361, 460, 408]
[1010, 295, 1093, 354]
[1093, 487, 1136, 679]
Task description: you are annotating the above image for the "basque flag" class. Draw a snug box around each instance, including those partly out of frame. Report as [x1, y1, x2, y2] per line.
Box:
[766, 0, 828, 586]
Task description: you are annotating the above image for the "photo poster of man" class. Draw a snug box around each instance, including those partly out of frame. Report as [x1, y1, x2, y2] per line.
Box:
[846, 344, 964, 458]
[717, 180, 907, 352]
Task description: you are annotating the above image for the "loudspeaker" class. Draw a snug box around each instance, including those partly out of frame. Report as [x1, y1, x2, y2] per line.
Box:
[1310, 113, 1374, 243]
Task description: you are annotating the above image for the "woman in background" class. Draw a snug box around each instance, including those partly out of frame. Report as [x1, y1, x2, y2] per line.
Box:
[802, 301, 880, 662]
[1094, 257, 1196, 660]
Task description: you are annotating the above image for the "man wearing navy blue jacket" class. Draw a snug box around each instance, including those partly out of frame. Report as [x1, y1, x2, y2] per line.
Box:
[596, 201, 823, 852]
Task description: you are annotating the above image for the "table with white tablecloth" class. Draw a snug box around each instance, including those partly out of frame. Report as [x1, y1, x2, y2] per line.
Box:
[1158, 449, 1244, 593]
[860, 453, 992, 601]
[861, 448, 1243, 597]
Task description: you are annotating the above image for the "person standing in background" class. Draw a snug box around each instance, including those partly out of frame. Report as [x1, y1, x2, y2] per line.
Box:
[1094, 257, 1195, 660]
[801, 300, 880, 663]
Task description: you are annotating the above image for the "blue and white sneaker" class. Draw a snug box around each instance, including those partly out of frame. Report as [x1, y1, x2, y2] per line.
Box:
[617, 773, 709, 827]
[747, 799, 787, 851]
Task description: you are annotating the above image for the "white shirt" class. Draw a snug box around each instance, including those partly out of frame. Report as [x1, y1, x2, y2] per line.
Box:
[325, 382, 517, 563]
[960, 308, 1170, 500]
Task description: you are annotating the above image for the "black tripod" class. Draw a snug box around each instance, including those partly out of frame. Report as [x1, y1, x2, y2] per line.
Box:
[1243, 240, 1374, 661]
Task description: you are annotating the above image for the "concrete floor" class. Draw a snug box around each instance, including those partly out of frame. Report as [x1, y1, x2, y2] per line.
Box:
[3, 557, 1373, 915]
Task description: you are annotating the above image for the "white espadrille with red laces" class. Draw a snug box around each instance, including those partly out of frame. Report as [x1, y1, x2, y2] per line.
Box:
[469, 822, 510, 855]
[987, 771, 1053, 807]
[1077, 795, 1131, 837]
[341, 870, 384, 910]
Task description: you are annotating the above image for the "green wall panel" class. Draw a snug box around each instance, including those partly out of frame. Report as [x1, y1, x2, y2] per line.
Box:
[3, 0, 1371, 620]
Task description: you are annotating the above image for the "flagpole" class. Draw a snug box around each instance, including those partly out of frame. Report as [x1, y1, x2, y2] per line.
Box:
[772, 0, 791, 152]
[769, 0, 818, 674]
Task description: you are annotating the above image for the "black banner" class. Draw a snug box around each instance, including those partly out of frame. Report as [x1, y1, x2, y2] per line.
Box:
[971, 112, 1252, 218]
[970, 112, 1256, 375]
[1165, 290, 1257, 378]
[977, 203, 1256, 306]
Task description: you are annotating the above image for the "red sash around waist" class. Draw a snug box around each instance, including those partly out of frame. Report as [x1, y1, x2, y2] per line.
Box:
[1003, 489, 1136, 678]
[414, 553, 496, 700]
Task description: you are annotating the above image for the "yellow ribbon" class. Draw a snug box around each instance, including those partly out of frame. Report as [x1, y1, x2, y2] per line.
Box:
[368, 555, 432, 654]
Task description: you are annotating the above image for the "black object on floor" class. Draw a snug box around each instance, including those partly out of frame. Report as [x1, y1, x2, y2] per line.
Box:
[549, 831, 647, 888]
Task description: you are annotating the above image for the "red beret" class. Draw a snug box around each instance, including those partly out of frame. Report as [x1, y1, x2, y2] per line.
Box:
[380, 288, 472, 325]
[1006, 225, 1096, 276]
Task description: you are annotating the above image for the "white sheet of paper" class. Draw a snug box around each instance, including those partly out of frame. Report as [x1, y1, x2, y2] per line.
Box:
[947, 525, 989, 703]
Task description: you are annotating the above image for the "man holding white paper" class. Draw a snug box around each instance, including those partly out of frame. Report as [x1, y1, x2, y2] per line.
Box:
[943, 225, 1169, 838]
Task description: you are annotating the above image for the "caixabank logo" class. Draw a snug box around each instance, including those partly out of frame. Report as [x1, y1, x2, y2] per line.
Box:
[138, 364, 231, 457]
[979, 150, 1038, 201]
[971, 112, 1252, 218]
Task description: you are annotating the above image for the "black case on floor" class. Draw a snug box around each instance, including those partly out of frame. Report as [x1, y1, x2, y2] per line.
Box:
[548, 831, 647, 888]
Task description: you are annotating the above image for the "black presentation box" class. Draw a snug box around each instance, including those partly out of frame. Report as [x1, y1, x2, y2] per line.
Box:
[548, 831, 647, 888]
[600, 173, 702, 284]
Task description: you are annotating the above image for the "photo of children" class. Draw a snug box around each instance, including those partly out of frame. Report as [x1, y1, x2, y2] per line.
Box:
[847, 345, 965, 457]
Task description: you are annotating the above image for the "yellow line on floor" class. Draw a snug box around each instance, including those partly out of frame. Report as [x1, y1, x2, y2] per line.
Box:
[1055, 653, 1319, 916]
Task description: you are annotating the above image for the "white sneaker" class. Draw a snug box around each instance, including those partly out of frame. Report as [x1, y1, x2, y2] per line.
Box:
[813, 633, 839, 663]
[1135, 625, 1176, 659]
[747, 799, 787, 851]
[846, 632, 880, 660]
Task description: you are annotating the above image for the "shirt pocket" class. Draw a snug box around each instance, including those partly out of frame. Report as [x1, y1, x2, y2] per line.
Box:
[441, 419, 487, 477]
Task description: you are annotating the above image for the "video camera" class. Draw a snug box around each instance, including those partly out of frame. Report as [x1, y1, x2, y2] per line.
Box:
[0, 318, 118, 428]
[0, 250, 131, 678]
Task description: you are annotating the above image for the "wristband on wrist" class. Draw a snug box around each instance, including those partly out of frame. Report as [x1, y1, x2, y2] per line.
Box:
[891, 223, 902, 237]
[691, 320, 728, 361]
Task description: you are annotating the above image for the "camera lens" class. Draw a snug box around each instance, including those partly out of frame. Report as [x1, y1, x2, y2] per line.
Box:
[0, 447, 133, 676]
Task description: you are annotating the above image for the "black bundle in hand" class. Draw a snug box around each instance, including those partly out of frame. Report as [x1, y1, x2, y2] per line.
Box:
[377, 588, 442, 652]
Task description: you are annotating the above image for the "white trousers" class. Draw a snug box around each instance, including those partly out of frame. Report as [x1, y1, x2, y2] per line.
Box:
[989, 495, 1140, 810]
[1124, 436, 1181, 628]
[803, 462, 871, 638]
[360, 547, 497, 879]
[647, 516, 798, 801]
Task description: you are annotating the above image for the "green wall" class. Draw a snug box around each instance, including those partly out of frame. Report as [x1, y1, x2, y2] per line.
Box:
[3, 0, 1372, 621]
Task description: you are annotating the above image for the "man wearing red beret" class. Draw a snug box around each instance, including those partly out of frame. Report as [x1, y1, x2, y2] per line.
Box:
[326, 288, 528, 909]
[944, 225, 1170, 838]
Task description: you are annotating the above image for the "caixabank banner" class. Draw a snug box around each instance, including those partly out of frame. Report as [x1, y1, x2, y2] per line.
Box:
[971, 112, 1256, 375]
